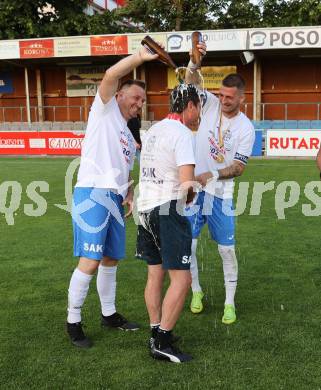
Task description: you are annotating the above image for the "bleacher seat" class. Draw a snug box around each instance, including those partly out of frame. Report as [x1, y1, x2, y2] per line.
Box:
[271, 120, 285, 129]
[284, 120, 298, 129]
[297, 120, 311, 129]
[73, 121, 86, 131]
[311, 120, 321, 129]
[251, 120, 261, 129]
[51, 122, 64, 130]
[259, 120, 273, 129]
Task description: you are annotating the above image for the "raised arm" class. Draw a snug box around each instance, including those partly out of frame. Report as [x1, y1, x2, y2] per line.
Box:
[98, 47, 159, 104]
[185, 41, 207, 89]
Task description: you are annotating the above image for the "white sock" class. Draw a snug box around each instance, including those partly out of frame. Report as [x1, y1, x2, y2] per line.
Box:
[67, 268, 93, 324]
[218, 244, 238, 307]
[97, 264, 117, 317]
[190, 238, 202, 293]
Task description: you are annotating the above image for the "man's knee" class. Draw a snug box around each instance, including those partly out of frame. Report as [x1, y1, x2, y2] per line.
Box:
[78, 257, 100, 275]
[101, 256, 119, 267]
[169, 269, 192, 290]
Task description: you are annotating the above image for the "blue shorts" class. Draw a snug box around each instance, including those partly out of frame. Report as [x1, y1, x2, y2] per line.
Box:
[185, 191, 235, 246]
[72, 187, 125, 261]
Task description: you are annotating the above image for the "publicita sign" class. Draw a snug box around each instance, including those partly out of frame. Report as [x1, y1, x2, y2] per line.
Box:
[266, 130, 321, 157]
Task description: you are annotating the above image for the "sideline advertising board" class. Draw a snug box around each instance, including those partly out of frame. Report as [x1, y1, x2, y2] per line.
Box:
[0, 131, 84, 155]
[266, 130, 321, 157]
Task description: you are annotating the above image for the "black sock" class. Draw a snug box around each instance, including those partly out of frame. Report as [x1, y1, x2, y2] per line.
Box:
[151, 325, 159, 339]
[155, 327, 172, 349]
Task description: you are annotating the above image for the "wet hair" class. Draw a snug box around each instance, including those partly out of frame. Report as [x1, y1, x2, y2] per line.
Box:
[222, 73, 245, 93]
[170, 83, 200, 114]
[119, 79, 146, 91]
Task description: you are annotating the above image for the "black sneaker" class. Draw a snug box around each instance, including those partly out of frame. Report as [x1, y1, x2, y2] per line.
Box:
[150, 342, 193, 363]
[101, 312, 139, 331]
[66, 322, 92, 348]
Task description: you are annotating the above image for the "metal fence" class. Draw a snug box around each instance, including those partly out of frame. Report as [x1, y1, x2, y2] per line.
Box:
[0, 101, 321, 122]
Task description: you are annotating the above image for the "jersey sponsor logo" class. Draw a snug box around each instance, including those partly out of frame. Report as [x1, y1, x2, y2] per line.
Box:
[120, 129, 135, 164]
[208, 136, 225, 161]
[142, 167, 156, 178]
[182, 255, 191, 264]
[234, 152, 248, 165]
[84, 242, 103, 253]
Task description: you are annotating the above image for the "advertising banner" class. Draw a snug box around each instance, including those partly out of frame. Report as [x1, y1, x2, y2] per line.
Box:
[167, 66, 237, 89]
[54, 37, 91, 57]
[266, 130, 321, 157]
[128, 33, 167, 54]
[167, 30, 247, 52]
[90, 36, 128, 56]
[0, 131, 84, 155]
[247, 27, 321, 50]
[19, 39, 54, 58]
[0, 73, 13, 94]
[0, 41, 20, 59]
[66, 66, 105, 97]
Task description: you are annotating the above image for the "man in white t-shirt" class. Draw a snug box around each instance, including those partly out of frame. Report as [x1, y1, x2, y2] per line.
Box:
[136, 84, 201, 363]
[186, 50, 255, 324]
[66, 46, 159, 348]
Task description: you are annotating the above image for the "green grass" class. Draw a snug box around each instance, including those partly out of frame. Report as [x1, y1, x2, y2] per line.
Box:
[1, 158, 321, 390]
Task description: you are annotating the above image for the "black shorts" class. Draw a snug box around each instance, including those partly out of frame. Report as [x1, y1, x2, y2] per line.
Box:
[136, 200, 192, 270]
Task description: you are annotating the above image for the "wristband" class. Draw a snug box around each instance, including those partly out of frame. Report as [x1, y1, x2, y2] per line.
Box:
[187, 60, 199, 71]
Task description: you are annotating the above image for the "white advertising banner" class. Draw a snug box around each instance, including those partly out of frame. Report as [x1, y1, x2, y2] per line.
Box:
[247, 27, 321, 50]
[0, 41, 20, 59]
[128, 33, 167, 54]
[167, 30, 247, 52]
[266, 130, 321, 157]
[54, 37, 91, 57]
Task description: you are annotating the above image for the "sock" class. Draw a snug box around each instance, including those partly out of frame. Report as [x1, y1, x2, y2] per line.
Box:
[150, 323, 160, 338]
[218, 245, 238, 307]
[67, 268, 93, 324]
[155, 327, 172, 349]
[190, 239, 202, 292]
[97, 264, 117, 317]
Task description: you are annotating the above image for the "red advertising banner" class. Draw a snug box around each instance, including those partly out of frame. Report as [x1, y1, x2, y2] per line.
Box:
[90, 36, 128, 56]
[0, 131, 84, 155]
[19, 39, 54, 59]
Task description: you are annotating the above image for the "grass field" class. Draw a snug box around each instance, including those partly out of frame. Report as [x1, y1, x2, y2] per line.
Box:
[1, 157, 321, 390]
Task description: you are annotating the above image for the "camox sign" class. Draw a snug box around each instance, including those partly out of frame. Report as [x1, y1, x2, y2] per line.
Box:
[0, 131, 84, 155]
[266, 130, 321, 157]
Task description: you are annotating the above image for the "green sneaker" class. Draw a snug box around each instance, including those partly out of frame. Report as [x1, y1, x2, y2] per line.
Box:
[222, 304, 236, 324]
[190, 291, 204, 314]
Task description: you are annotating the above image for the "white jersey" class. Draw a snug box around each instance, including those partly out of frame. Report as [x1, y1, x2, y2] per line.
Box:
[137, 118, 195, 212]
[195, 91, 255, 198]
[75, 93, 136, 198]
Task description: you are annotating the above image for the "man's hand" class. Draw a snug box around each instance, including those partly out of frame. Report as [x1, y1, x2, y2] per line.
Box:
[122, 190, 134, 218]
[196, 171, 214, 187]
[189, 41, 207, 66]
[139, 43, 162, 62]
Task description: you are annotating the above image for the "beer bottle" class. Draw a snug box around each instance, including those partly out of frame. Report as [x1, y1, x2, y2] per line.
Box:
[191, 31, 203, 68]
[141, 36, 177, 69]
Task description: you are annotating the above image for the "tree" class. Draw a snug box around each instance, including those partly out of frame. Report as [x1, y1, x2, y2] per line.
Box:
[214, 0, 261, 28]
[116, 0, 214, 32]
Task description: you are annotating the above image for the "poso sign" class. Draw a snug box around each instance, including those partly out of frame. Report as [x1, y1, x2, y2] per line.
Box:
[247, 27, 321, 50]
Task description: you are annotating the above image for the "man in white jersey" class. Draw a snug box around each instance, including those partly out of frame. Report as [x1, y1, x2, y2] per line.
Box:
[66, 47, 159, 348]
[136, 84, 201, 363]
[186, 49, 255, 323]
